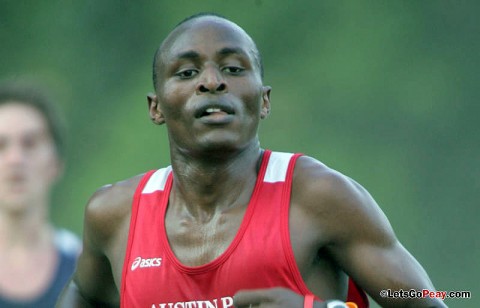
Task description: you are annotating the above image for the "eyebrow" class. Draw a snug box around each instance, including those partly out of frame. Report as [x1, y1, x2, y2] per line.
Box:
[176, 50, 201, 61]
[217, 47, 249, 58]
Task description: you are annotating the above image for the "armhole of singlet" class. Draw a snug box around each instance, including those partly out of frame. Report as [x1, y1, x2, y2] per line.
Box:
[279, 153, 319, 297]
[120, 170, 157, 305]
[280, 157, 369, 307]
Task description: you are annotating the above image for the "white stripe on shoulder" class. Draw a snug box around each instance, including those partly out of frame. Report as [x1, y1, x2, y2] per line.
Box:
[264, 152, 294, 183]
[142, 166, 172, 194]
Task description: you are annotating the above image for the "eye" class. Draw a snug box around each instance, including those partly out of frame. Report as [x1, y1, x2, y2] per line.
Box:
[175, 69, 199, 79]
[222, 66, 245, 75]
[22, 136, 39, 151]
[0, 138, 6, 153]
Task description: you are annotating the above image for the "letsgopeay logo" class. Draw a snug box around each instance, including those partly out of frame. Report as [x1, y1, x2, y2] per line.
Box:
[131, 256, 162, 271]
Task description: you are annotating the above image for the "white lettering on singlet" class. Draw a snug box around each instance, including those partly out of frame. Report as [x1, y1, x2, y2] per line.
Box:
[152, 296, 233, 308]
[131, 256, 162, 271]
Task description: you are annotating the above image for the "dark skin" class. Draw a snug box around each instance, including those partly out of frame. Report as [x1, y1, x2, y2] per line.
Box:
[57, 16, 446, 307]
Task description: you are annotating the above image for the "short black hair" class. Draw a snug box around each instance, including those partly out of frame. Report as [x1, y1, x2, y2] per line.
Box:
[152, 13, 264, 91]
[175, 12, 228, 28]
[0, 81, 66, 158]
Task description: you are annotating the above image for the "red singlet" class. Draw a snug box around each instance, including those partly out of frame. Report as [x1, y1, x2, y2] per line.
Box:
[121, 150, 368, 308]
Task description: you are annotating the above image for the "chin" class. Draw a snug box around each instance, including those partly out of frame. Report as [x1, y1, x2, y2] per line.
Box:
[193, 139, 245, 158]
[201, 141, 238, 153]
[1, 199, 32, 214]
[197, 132, 241, 148]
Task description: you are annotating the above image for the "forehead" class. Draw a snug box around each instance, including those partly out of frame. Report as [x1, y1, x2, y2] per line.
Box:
[161, 17, 256, 62]
[0, 103, 49, 136]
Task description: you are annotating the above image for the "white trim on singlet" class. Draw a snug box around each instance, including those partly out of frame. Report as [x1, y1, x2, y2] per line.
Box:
[141, 152, 293, 192]
[264, 152, 294, 183]
[142, 166, 172, 194]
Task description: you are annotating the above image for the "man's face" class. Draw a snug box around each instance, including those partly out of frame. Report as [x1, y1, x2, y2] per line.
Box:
[0, 103, 60, 212]
[151, 17, 270, 155]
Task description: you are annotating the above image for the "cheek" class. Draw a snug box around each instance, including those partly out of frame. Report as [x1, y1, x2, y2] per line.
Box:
[29, 149, 60, 181]
[159, 83, 192, 119]
[238, 84, 264, 114]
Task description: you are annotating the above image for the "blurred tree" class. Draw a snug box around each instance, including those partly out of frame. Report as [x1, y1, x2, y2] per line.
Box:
[1, 1, 478, 306]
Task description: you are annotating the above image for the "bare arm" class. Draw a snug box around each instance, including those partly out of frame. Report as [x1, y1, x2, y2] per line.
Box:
[298, 156, 445, 307]
[57, 177, 138, 307]
[233, 156, 446, 307]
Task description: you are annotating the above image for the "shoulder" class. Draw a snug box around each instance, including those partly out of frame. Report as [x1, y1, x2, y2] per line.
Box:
[292, 155, 367, 210]
[83, 172, 149, 251]
[292, 155, 396, 245]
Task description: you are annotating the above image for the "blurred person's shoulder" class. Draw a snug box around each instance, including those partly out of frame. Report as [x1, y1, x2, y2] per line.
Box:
[55, 228, 82, 256]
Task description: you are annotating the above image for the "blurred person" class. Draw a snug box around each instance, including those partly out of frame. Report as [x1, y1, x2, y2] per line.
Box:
[0, 81, 81, 307]
[57, 13, 445, 308]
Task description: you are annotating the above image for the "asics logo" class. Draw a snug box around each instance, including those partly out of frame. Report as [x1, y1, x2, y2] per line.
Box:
[131, 256, 162, 271]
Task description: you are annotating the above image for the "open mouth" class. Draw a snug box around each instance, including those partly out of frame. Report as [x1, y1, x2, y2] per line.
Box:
[203, 107, 227, 117]
[195, 104, 235, 118]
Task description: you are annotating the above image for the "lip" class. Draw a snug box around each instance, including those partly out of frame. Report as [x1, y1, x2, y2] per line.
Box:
[5, 173, 27, 182]
[194, 101, 235, 119]
[198, 112, 235, 124]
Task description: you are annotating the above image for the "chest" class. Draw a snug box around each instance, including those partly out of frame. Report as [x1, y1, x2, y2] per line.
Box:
[122, 199, 299, 305]
[164, 207, 246, 267]
[0, 245, 58, 299]
[121, 190, 349, 306]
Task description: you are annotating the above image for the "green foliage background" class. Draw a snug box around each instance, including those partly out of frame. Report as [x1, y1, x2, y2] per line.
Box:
[1, 1, 478, 306]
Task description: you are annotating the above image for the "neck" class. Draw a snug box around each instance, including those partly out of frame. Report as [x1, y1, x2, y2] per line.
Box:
[169, 141, 264, 220]
[0, 202, 57, 300]
[0, 202, 52, 250]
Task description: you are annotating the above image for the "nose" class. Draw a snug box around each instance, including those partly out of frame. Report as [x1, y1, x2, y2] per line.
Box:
[2, 143, 27, 166]
[196, 67, 227, 95]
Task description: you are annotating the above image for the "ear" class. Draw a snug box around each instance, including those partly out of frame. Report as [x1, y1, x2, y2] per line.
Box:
[55, 159, 65, 179]
[147, 93, 165, 125]
[47, 153, 65, 187]
[260, 86, 271, 119]
[51, 157, 65, 183]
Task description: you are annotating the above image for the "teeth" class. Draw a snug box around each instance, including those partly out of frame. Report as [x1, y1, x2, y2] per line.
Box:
[206, 108, 221, 113]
